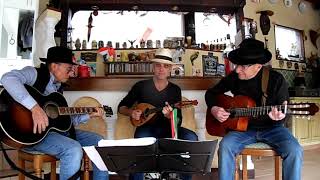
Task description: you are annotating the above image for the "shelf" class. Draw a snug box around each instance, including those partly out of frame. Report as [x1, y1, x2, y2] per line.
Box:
[65, 76, 222, 91]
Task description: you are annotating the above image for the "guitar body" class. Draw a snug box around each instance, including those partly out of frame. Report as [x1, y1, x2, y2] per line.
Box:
[130, 103, 157, 127]
[206, 95, 256, 137]
[0, 85, 72, 148]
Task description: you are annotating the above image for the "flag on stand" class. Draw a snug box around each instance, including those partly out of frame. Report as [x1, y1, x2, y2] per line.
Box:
[170, 108, 179, 139]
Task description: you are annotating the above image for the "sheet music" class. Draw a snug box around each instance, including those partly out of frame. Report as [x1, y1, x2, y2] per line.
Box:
[83, 137, 157, 171]
[83, 146, 108, 171]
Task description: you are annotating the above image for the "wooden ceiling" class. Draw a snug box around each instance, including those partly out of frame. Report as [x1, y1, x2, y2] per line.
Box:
[63, 0, 246, 14]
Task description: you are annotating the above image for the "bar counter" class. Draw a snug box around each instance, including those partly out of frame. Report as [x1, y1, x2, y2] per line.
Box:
[65, 76, 222, 91]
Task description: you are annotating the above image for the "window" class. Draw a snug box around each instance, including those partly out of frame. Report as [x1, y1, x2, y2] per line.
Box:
[71, 11, 183, 48]
[195, 12, 237, 45]
[275, 25, 304, 61]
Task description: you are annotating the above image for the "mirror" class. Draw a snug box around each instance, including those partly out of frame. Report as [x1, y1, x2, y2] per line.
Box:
[0, 7, 34, 59]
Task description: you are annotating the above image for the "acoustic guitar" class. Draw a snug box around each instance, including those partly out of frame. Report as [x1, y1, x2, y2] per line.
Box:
[131, 100, 198, 127]
[206, 94, 319, 137]
[0, 85, 113, 149]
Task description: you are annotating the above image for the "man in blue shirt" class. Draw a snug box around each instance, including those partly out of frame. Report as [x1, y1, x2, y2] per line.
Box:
[1, 46, 109, 180]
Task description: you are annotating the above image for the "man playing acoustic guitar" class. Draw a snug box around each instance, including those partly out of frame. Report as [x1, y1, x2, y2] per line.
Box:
[118, 48, 198, 180]
[205, 39, 303, 180]
[1, 46, 109, 180]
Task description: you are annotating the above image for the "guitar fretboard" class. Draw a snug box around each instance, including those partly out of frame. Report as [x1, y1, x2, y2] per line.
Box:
[58, 107, 96, 115]
[229, 104, 311, 117]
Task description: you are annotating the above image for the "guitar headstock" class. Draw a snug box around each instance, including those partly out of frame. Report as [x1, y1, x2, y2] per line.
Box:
[175, 100, 198, 109]
[289, 103, 319, 116]
[103, 105, 113, 117]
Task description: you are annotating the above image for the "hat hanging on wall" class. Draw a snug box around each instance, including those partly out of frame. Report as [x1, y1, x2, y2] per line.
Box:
[256, 10, 274, 36]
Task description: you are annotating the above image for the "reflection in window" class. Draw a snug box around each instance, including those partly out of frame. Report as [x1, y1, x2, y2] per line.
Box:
[275, 25, 304, 61]
[195, 13, 236, 45]
[71, 11, 183, 48]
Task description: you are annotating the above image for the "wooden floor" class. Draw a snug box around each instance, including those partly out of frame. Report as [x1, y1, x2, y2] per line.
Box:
[254, 147, 320, 180]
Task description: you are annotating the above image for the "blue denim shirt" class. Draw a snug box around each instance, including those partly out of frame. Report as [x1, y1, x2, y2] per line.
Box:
[1, 66, 89, 126]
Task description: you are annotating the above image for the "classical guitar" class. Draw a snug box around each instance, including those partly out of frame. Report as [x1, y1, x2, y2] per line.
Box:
[0, 85, 113, 149]
[206, 94, 319, 137]
[131, 100, 198, 127]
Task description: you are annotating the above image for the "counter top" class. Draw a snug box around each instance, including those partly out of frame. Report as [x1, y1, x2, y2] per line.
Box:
[64, 76, 222, 91]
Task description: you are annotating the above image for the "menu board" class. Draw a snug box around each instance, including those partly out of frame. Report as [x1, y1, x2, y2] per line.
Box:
[202, 54, 218, 76]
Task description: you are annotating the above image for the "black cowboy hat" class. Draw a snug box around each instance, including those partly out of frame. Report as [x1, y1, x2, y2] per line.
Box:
[40, 46, 77, 65]
[228, 38, 272, 65]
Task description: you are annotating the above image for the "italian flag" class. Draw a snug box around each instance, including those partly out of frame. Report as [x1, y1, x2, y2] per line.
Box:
[170, 108, 178, 139]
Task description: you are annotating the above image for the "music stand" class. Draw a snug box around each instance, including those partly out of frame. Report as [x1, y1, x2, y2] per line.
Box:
[157, 138, 217, 174]
[95, 138, 218, 179]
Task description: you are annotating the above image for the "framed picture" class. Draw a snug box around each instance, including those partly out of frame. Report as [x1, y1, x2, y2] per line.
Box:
[81, 52, 97, 62]
[202, 55, 218, 76]
[216, 64, 225, 77]
[171, 64, 185, 77]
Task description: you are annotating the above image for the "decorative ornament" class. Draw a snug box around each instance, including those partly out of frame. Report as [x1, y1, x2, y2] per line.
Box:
[256, 10, 274, 36]
[298, 1, 307, 14]
[283, 0, 292, 7]
[268, 0, 279, 4]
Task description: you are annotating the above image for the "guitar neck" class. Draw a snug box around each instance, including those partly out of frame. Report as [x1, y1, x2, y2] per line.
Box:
[58, 107, 96, 115]
[229, 104, 310, 117]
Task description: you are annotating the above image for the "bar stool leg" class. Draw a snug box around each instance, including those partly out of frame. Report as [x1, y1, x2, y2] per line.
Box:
[242, 155, 248, 180]
[275, 156, 281, 180]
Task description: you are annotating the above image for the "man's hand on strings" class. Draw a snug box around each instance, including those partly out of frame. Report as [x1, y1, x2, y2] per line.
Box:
[130, 109, 142, 120]
[268, 101, 287, 121]
[211, 106, 230, 123]
[162, 102, 173, 119]
[31, 104, 49, 134]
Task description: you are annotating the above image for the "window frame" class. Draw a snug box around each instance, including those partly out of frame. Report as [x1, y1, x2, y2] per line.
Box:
[274, 24, 305, 62]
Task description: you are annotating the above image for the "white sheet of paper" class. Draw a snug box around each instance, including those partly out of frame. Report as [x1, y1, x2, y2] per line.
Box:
[98, 137, 157, 147]
[83, 146, 108, 171]
[83, 137, 157, 171]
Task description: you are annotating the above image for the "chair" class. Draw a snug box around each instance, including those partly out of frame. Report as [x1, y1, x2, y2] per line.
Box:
[17, 96, 107, 180]
[235, 142, 281, 180]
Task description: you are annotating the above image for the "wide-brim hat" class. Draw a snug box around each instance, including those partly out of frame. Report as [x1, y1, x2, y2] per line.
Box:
[40, 46, 78, 65]
[228, 38, 272, 65]
[151, 48, 175, 65]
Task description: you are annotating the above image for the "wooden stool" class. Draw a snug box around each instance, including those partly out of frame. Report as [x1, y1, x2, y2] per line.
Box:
[235, 142, 281, 180]
[18, 150, 58, 180]
[18, 150, 91, 180]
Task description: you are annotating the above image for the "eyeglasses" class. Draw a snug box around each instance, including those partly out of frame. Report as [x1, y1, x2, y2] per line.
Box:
[57, 63, 74, 74]
[236, 64, 254, 70]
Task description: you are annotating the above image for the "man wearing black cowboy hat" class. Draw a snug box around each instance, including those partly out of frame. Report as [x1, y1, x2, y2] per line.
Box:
[205, 39, 302, 180]
[118, 48, 198, 180]
[1, 46, 109, 180]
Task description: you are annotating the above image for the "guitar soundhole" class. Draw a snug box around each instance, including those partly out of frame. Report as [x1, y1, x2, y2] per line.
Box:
[44, 103, 59, 119]
[144, 108, 150, 118]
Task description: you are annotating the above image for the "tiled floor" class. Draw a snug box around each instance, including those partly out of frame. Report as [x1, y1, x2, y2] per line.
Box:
[254, 147, 320, 180]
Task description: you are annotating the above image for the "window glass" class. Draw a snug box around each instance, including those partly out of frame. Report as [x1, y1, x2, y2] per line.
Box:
[71, 11, 183, 48]
[275, 25, 304, 61]
[195, 12, 237, 45]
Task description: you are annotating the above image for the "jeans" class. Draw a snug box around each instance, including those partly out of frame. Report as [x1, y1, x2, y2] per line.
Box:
[218, 126, 303, 180]
[130, 125, 198, 180]
[24, 130, 109, 180]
